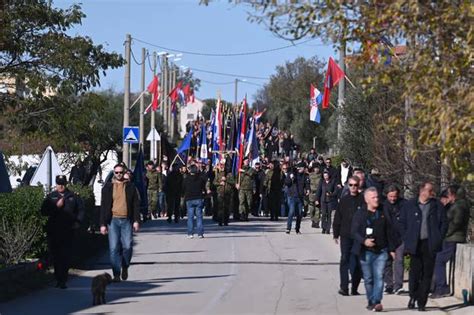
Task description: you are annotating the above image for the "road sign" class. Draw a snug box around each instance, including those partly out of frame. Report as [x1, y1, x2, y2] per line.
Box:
[123, 126, 139, 144]
[146, 127, 161, 142]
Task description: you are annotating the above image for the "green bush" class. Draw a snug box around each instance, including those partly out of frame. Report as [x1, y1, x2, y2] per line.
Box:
[0, 187, 46, 266]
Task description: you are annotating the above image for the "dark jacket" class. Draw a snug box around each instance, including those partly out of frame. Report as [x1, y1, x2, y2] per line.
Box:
[445, 188, 470, 243]
[383, 198, 406, 246]
[182, 173, 207, 201]
[316, 178, 338, 208]
[41, 189, 85, 233]
[399, 197, 447, 255]
[100, 181, 140, 226]
[336, 165, 353, 186]
[351, 205, 396, 257]
[164, 169, 183, 197]
[333, 193, 364, 239]
[285, 171, 309, 198]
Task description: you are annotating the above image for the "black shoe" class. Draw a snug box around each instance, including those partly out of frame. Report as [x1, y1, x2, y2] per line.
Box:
[218, 222, 223, 226]
[285, 230, 290, 234]
[58, 282, 67, 289]
[366, 304, 374, 311]
[121, 267, 128, 281]
[417, 305, 426, 312]
[351, 290, 360, 296]
[408, 298, 416, 309]
[152, 212, 158, 219]
[174, 218, 179, 223]
[296, 230, 301, 234]
[112, 275, 121, 283]
[167, 217, 172, 223]
[384, 287, 394, 294]
[338, 289, 349, 296]
[322, 229, 326, 234]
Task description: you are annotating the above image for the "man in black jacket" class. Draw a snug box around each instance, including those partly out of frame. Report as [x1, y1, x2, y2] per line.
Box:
[285, 162, 309, 234]
[183, 165, 209, 238]
[100, 164, 140, 282]
[41, 175, 84, 289]
[399, 181, 447, 311]
[316, 170, 338, 234]
[333, 176, 364, 296]
[351, 187, 396, 312]
[382, 185, 405, 295]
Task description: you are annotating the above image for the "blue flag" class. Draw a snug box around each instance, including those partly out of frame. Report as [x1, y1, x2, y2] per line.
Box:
[133, 149, 148, 216]
[178, 127, 193, 154]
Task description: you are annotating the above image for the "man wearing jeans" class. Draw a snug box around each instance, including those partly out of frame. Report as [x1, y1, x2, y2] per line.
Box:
[351, 187, 396, 312]
[183, 165, 208, 238]
[285, 162, 309, 234]
[100, 164, 140, 282]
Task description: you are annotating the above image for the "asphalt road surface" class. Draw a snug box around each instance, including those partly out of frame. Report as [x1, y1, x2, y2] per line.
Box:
[1, 217, 471, 315]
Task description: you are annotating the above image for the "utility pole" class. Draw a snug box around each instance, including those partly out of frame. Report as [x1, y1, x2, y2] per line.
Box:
[337, 40, 346, 148]
[150, 52, 157, 161]
[170, 65, 176, 141]
[122, 33, 131, 166]
[234, 78, 238, 105]
[139, 47, 146, 149]
[163, 55, 168, 134]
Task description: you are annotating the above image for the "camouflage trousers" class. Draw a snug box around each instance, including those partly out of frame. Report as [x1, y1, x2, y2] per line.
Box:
[147, 190, 157, 216]
[217, 193, 231, 224]
[238, 189, 253, 219]
[308, 192, 320, 225]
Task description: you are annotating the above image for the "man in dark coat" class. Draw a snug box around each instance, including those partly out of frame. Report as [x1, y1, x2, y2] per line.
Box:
[399, 181, 447, 311]
[100, 164, 140, 282]
[351, 187, 396, 312]
[41, 175, 84, 289]
[333, 176, 364, 296]
[284, 162, 309, 234]
[265, 160, 284, 221]
[316, 170, 338, 234]
[431, 185, 470, 298]
[164, 164, 183, 223]
[382, 185, 406, 295]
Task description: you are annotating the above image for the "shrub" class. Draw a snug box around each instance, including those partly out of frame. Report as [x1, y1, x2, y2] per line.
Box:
[0, 187, 46, 266]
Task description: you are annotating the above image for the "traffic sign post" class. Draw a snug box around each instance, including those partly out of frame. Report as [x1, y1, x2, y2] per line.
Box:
[146, 127, 161, 161]
[123, 126, 140, 144]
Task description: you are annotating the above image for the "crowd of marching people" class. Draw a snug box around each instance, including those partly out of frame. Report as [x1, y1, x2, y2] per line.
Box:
[136, 115, 471, 312]
[48, 112, 470, 312]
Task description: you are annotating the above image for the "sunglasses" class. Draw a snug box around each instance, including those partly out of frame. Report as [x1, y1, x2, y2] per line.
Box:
[348, 183, 359, 187]
[114, 171, 124, 175]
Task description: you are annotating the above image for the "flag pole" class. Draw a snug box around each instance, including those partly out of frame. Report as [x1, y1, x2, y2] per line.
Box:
[130, 90, 147, 110]
[344, 75, 356, 89]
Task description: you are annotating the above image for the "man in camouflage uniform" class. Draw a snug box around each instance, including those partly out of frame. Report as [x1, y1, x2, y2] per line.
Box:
[308, 166, 322, 228]
[215, 168, 234, 226]
[236, 157, 255, 221]
[145, 161, 158, 220]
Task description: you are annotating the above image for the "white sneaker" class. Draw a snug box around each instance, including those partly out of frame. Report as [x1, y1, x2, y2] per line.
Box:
[187, 235, 194, 239]
[198, 235, 204, 239]
[395, 288, 405, 295]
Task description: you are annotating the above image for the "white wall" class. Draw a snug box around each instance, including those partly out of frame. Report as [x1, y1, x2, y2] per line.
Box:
[179, 98, 204, 137]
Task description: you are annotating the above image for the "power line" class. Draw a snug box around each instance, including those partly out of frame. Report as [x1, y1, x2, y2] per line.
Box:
[132, 37, 317, 57]
[130, 47, 144, 65]
[190, 67, 269, 80]
[200, 79, 235, 85]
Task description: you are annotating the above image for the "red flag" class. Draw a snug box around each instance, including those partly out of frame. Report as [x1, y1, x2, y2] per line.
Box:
[168, 81, 183, 103]
[322, 57, 345, 109]
[238, 97, 248, 171]
[182, 84, 195, 104]
[147, 75, 160, 111]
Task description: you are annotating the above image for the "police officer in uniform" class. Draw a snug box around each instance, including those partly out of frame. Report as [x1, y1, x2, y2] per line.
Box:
[236, 157, 255, 221]
[41, 175, 84, 289]
[308, 166, 322, 228]
[145, 161, 159, 220]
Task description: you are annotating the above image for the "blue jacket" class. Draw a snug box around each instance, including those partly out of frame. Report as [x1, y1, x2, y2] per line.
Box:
[399, 198, 447, 255]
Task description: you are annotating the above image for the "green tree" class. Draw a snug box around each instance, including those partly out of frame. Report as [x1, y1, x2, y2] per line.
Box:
[202, 1, 473, 181]
[255, 56, 333, 151]
[201, 98, 233, 120]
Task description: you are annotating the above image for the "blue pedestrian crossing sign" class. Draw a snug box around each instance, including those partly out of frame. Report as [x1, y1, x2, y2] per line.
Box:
[123, 126, 140, 144]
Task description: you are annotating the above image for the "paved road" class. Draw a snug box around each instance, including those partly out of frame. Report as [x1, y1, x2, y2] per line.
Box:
[1, 217, 471, 315]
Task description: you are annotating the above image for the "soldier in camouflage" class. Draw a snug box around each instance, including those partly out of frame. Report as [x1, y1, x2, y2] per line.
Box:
[308, 166, 322, 228]
[215, 164, 235, 226]
[145, 161, 158, 220]
[236, 157, 255, 221]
